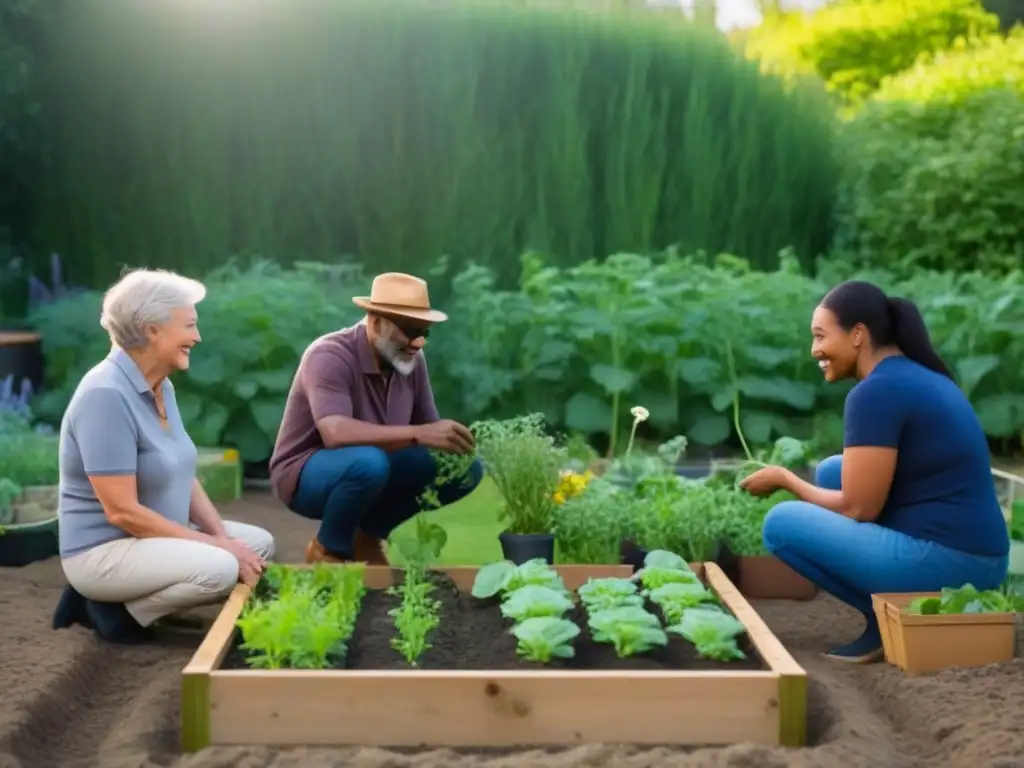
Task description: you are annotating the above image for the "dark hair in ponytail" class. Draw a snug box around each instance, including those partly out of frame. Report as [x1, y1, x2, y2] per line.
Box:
[820, 280, 955, 381]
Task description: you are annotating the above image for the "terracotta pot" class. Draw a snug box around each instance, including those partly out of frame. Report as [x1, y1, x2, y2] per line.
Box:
[735, 555, 818, 600]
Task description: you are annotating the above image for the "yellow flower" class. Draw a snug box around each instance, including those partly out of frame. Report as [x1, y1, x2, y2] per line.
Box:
[223, 449, 240, 463]
[553, 491, 566, 505]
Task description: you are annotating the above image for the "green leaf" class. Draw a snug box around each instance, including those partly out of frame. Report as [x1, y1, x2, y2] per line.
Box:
[740, 409, 775, 445]
[190, 401, 231, 447]
[250, 397, 286, 441]
[590, 364, 637, 395]
[688, 412, 731, 446]
[676, 357, 722, 387]
[565, 392, 612, 433]
[955, 355, 1000, 397]
[974, 394, 1024, 438]
[248, 368, 297, 394]
[736, 376, 816, 411]
[185, 354, 228, 387]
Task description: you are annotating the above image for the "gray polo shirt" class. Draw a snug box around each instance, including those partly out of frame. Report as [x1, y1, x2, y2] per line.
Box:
[58, 348, 198, 558]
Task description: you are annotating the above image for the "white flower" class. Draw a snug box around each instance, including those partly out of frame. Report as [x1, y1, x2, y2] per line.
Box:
[630, 406, 649, 422]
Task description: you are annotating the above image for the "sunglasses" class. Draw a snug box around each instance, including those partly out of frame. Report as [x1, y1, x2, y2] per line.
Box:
[375, 314, 431, 341]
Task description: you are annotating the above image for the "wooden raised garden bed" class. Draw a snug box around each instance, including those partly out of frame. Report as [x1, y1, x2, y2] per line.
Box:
[181, 561, 807, 751]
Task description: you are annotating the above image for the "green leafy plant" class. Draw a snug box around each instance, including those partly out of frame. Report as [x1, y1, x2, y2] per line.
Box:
[551, 479, 629, 565]
[648, 582, 718, 625]
[471, 558, 567, 600]
[510, 616, 581, 663]
[631, 550, 702, 593]
[587, 605, 668, 658]
[236, 563, 367, 669]
[666, 609, 748, 661]
[387, 570, 442, 667]
[500, 585, 574, 622]
[906, 583, 1024, 615]
[577, 577, 643, 612]
[472, 413, 566, 535]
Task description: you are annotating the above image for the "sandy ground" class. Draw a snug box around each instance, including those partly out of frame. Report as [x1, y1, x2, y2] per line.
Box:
[1, 492, 1022, 768]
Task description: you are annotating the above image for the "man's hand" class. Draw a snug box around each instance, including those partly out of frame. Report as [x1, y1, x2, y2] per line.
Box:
[215, 536, 266, 584]
[415, 419, 476, 454]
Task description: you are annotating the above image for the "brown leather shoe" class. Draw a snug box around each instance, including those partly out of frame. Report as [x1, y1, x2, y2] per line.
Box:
[305, 538, 349, 564]
[353, 529, 389, 565]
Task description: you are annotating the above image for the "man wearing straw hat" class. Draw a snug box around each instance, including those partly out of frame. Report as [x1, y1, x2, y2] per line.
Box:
[269, 272, 482, 564]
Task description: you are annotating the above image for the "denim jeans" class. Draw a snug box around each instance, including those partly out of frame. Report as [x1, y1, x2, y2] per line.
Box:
[762, 454, 1009, 619]
[290, 445, 484, 557]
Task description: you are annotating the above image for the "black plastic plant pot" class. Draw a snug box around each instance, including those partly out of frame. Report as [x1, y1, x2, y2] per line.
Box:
[0, 523, 59, 568]
[619, 538, 647, 573]
[498, 531, 554, 565]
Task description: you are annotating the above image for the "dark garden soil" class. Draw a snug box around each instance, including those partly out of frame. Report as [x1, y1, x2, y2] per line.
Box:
[222, 571, 765, 672]
[2, 491, 1022, 768]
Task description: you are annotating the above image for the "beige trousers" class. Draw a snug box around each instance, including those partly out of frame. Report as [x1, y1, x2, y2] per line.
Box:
[61, 520, 276, 627]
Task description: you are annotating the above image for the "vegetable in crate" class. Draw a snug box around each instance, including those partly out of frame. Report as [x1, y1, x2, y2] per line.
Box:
[906, 583, 1024, 615]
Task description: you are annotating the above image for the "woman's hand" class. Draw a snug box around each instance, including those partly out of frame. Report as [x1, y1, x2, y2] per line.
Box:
[738, 465, 789, 497]
[215, 536, 265, 585]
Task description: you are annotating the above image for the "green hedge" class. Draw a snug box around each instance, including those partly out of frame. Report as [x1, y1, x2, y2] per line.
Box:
[30, 0, 837, 287]
[835, 30, 1024, 275]
[29, 255, 1024, 465]
[743, 0, 1000, 106]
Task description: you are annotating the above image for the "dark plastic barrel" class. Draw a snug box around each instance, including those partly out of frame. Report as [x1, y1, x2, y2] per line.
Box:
[0, 331, 45, 392]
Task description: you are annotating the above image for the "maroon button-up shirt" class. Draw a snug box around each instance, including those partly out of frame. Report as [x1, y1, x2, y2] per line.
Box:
[269, 323, 440, 506]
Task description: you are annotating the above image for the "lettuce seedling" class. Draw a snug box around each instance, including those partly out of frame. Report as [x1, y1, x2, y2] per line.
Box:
[587, 605, 668, 658]
[500, 585, 574, 622]
[511, 616, 580, 663]
[667, 608, 747, 661]
[643, 550, 691, 572]
[648, 581, 717, 624]
[577, 577, 643, 611]
[907, 583, 1024, 615]
[237, 563, 367, 669]
[472, 558, 566, 599]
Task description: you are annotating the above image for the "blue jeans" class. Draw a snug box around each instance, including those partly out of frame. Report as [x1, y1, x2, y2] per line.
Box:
[290, 445, 484, 557]
[763, 454, 1009, 621]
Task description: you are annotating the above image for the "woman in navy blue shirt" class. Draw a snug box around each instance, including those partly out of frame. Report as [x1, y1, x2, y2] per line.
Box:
[740, 280, 1009, 663]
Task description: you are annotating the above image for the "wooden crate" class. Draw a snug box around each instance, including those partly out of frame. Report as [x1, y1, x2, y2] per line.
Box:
[181, 563, 807, 752]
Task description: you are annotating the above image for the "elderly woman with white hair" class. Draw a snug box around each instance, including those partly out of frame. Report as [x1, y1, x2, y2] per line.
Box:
[51, 268, 276, 644]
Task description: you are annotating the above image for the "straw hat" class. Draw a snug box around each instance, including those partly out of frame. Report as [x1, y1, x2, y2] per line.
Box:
[352, 272, 448, 323]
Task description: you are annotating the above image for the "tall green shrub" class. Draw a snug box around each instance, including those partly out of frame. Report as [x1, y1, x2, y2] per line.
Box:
[835, 30, 1024, 274]
[743, 0, 1000, 106]
[33, 0, 837, 287]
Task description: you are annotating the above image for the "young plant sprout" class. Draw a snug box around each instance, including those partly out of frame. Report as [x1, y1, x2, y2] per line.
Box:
[236, 563, 367, 669]
[631, 549, 701, 593]
[666, 609, 748, 661]
[648, 581, 717, 625]
[471, 557, 567, 599]
[500, 585, 574, 622]
[577, 577, 643, 612]
[587, 605, 668, 658]
[511, 617, 581, 663]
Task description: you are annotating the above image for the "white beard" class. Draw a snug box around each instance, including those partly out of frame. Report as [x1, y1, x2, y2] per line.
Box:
[373, 334, 417, 376]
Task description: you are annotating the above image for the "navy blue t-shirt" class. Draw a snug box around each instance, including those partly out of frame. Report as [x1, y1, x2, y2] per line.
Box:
[843, 356, 1009, 557]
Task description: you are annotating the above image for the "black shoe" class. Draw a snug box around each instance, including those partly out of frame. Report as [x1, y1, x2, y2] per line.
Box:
[84, 599, 155, 645]
[52, 585, 92, 630]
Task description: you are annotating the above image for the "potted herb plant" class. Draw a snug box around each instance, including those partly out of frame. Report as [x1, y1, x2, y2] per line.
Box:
[472, 413, 566, 565]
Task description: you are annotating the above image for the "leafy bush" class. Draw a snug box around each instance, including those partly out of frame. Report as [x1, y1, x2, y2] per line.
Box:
[743, 0, 1000, 105]
[34, 0, 836, 284]
[29, 253, 1024, 464]
[873, 28, 1024, 104]
[835, 85, 1024, 275]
